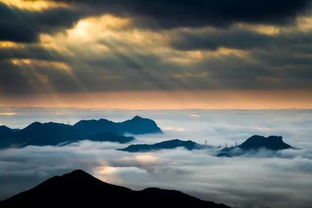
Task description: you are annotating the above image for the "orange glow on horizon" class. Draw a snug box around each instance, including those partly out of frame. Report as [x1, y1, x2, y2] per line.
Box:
[1, 90, 312, 110]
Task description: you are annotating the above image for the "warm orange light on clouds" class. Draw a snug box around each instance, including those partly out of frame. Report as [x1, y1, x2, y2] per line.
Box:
[238, 14, 312, 34]
[0, 112, 17, 116]
[39, 13, 169, 57]
[9, 58, 72, 72]
[0, 0, 69, 11]
[39, 14, 133, 45]
[0, 41, 20, 48]
[134, 154, 159, 164]
[297, 16, 312, 32]
[169, 47, 249, 65]
[237, 24, 281, 35]
[1, 1, 312, 111]
[1, 90, 312, 110]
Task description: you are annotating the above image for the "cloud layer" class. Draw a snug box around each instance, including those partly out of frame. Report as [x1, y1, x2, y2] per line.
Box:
[0, 109, 312, 208]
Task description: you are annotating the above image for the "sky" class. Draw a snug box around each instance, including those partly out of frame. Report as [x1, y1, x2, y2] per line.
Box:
[1, 0, 312, 109]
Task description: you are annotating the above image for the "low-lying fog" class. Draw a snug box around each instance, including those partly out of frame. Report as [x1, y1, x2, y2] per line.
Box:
[0, 108, 312, 208]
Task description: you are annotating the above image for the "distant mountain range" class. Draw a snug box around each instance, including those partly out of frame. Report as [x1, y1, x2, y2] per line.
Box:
[0, 169, 230, 208]
[0, 115, 295, 159]
[217, 135, 294, 157]
[118, 135, 294, 157]
[0, 116, 162, 149]
[118, 139, 211, 152]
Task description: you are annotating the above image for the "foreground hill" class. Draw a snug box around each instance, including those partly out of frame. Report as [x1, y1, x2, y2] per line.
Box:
[217, 135, 294, 157]
[118, 139, 211, 152]
[0, 170, 230, 208]
[0, 116, 162, 148]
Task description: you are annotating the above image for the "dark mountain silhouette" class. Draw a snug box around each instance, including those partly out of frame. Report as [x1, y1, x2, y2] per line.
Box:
[118, 116, 163, 134]
[0, 169, 230, 208]
[73, 116, 162, 136]
[0, 125, 13, 134]
[0, 116, 162, 149]
[0, 125, 15, 147]
[239, 135, 293, 150]
[217, 135, 294, 157]
[118, 139, 211, 152]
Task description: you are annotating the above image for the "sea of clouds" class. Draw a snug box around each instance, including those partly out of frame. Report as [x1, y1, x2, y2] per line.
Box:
[0, 109, 312, 208]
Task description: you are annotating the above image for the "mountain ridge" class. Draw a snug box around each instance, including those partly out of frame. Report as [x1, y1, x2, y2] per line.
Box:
[0, 169, 230, 208]
[118, 139, 211, 152]
[0, 116, 162, 149]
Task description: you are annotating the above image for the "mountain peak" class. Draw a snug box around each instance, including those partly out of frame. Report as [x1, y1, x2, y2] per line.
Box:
[132, 115, 143, 120]
[120, 116, 162, 134]
[65, 169, 92, 177]
[239, 135, 293, 150]
[26, 121, 42, 128]
[129, 116, 151, 122]
[39, 169, 100, 186]
[51, 169, 106, 186]
[247, 135, 282, 141]
[0, 125, 12, 132]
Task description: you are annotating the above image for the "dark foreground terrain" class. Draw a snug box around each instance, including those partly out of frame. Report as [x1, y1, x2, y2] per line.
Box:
[0, 170, 230, 208]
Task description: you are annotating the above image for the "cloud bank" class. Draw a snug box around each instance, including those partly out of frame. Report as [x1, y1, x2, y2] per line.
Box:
[0, 110, 312, 208]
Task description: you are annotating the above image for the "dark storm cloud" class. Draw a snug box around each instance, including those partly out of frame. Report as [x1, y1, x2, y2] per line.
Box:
[0, 61, 77, 95]
[171, 29, 312, 51]
[0, 3, 86, 42]
[0, 46, 64, 61]
[167, 27, 312, 88]
[0, 45, 72, 94]
[0, 47, 187, 95]
[1, 0, 311, 42]
[194, 54, 312, 90]
[1, 43, 312, 96]
[171, 29, 275, 50]
[52, 0, 312, 28]
[0, 62, 34, 94]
